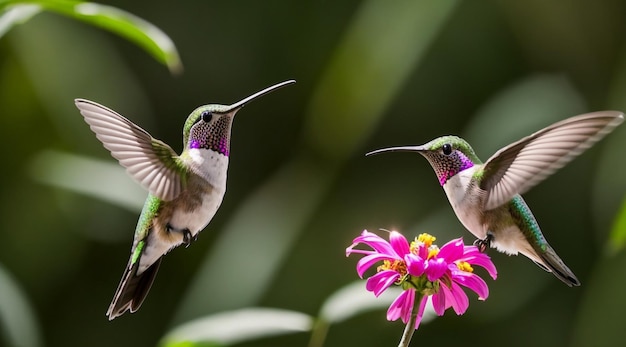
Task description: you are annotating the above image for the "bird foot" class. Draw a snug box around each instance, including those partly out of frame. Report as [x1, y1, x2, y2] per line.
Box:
[473, 233, 494, 253]
[166, 223, 196, 247]
[182, 229, 194, 248]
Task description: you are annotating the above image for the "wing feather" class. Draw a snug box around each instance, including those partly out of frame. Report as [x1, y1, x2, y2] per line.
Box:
[75, 99, 185, 201]
[481, 111, 623, 210]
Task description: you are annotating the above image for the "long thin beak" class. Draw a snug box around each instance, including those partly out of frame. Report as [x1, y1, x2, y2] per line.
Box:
[365, 145, 425, 156]
[227, 80, 296, 112]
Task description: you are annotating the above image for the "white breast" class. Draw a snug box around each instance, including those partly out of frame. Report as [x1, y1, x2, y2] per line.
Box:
[442, 167, 487, 239]
[139, 186, 225, 273]
[187, 148, 229, 190]
[170, 188, 224, 236]
[138, 150, 230, 272]
[174, 148, 229, 234]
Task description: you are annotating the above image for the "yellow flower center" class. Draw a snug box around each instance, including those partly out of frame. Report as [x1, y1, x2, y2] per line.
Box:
[417, 233, 436, 247]
[427, 247, 440, 260]
[377, 259, 407, 275]
[456, 261, 473, 273]
[410, 233, 438, 254]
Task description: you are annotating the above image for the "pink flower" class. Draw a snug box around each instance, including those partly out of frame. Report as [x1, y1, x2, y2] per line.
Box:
[346, 230, 497, 329]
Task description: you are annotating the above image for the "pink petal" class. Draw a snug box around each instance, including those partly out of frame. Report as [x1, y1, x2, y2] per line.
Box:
[412, 294, 428, 330]
[416, 242, 429, 260]
[365, 270, 400, 297]
[355, 253, 396, 278]
[389, 231, 410, 257]
[387, 289, 415, 323]
[405, 253, 425, 277]
[425, 258, 448, 281]
[436, 283, 453, 312]
[346, 245, 374, 257]
[401, 289, 416, 324]
[431, 289, 446, 316]
[463, 245, 479, 254]
[461, 246, 498, 279]
[438, 238, 464, 262]
[444, 281, 469, 315]
[452, 270, 489, 300]
[351, 230, 396, 256]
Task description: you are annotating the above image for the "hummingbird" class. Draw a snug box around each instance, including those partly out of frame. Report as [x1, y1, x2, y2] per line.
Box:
[75, 80, 295, 320]
[367, 111, 624, 286]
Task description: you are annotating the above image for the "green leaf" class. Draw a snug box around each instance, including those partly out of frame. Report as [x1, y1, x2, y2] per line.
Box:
[160, 308, 313, 347]
[28, 150, 146, 212]
[0, 3, 41, 37]
[0, 0, 182, 73]
[309, 281, 437, 347]
[607, 196, 626, 252]
[592, 43, 626, 252]
[319, 281, 436, 325]
[571, 250, 626, 347]
[0, 263, 42, 347]
[303, 0, 460, 161]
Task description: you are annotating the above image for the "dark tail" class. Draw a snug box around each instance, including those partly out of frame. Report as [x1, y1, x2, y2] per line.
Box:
[534, 244, 580, 287]
[106, 258, 162, 320]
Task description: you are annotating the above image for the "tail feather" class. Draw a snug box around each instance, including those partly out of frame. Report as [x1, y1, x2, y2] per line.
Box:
[535, 245, 580, 287]
[106, 258, 162, 320]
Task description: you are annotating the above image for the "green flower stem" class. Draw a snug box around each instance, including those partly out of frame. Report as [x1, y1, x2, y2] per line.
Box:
[398, 292, 424, 347]
[308, 318, 330, 347]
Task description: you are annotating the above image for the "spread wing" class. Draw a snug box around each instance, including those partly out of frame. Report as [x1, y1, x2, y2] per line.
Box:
[480, 111, 623, 210]
[75, 99, 186, 201]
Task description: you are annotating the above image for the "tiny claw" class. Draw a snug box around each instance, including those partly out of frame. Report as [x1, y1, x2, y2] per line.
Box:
[473, 238, 487, 252]
[474, 233, 494, 253]
[182, 229, 193, 247]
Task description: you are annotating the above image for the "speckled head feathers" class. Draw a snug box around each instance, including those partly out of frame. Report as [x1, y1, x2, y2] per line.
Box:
[184, 106, 235, 156]
[182, 80, 296, 156]
[367, 135, 481, 186]
[417, 136, 481, 185]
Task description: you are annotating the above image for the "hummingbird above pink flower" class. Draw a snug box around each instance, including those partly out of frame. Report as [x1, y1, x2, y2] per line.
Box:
[367, 111, 623, 286]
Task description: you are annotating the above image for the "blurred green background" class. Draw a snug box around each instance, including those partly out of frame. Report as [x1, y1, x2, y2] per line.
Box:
[2, 0, 626, 346]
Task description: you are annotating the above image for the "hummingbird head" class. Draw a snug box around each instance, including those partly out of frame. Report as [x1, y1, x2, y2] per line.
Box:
[367, 135, 481, 186]
[182, 80, 296, 156]
[183, 104, 238, 156]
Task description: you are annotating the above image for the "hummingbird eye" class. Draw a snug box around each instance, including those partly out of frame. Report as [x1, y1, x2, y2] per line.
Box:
[201, 111, 213, 123]
[442, 143, 453, 155]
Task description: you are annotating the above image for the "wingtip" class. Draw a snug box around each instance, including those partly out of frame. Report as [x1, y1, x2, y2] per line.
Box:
[74, 98, 101, 109]
[105, 305, 121, 321]
[607, 110, 625, 127]
[598, 110, 624, 121]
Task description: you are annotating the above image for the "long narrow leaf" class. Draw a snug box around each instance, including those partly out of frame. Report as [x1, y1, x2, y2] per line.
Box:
[0, 264, 42, 347]
[608, 197, 626, 252]
[1, 0, 182, 73]
[28, 150, 146, 212]
[0, 3, 41, 37]
[161, 308, 313, 347]
[319, 281, 435, 325]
